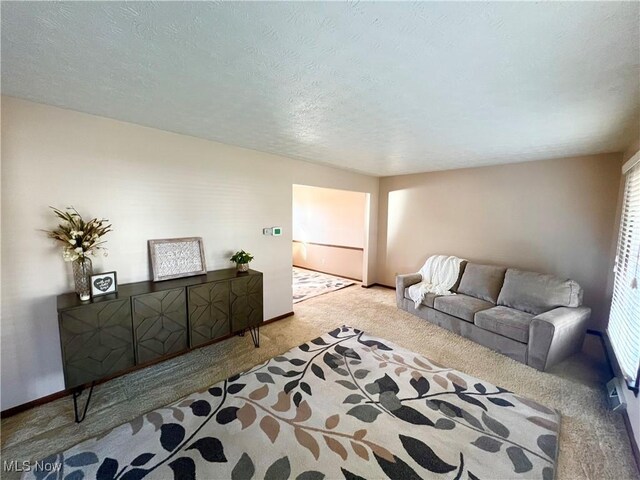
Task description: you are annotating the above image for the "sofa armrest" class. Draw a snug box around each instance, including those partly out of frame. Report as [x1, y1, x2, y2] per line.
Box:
[527, 306, 590, 371]
[396, 273, 422, 307]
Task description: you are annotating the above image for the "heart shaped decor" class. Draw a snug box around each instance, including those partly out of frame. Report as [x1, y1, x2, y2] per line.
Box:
[93, 277, 113, 292]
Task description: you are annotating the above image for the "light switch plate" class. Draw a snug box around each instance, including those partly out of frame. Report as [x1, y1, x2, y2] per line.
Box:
[263, 227, 273, 235]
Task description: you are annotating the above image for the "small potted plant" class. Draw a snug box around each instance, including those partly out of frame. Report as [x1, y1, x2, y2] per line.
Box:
[230, 250, 254, 272]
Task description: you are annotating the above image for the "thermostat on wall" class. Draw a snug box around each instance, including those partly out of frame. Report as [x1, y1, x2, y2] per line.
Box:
[262, 227, 282, 236]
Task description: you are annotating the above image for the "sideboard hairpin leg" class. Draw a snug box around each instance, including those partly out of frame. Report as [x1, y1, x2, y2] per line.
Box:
[73, 381, 95, 423]
[249, 326, 260, 348]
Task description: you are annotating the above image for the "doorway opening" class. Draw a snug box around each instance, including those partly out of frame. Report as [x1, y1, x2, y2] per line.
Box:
[292, 184, 369, 303]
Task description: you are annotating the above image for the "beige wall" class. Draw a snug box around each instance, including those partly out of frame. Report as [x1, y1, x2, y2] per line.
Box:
[292, 185, 366, 280]
[292, 243, 364, 280]
[377, 153, 623, 331]
[0, 97, 379, 410]
[0, 94, 631, 415]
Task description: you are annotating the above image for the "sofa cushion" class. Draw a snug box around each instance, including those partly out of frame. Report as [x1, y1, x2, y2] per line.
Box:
[457, 263, 507, 303]
[403, 288, 439, 307]
[450, 260, 468, 293]
[474, 306, 534, 343]
[497, 269, 583, 315]
[433, 294, 494, 322]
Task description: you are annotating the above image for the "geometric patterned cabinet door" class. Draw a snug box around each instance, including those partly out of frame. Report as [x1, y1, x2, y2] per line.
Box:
[132, 288, 188, 364]
[188, 282, 230, 348]
[59, 299, 135, 388]
[230, 275, 263, 332]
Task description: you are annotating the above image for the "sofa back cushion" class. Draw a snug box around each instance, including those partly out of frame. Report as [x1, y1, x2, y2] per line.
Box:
[456, 263, 507, 303]
[497, 269, 583, 315]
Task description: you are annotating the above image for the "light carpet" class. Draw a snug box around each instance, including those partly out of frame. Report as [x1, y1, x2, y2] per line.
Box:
[1, 286, 638, 480]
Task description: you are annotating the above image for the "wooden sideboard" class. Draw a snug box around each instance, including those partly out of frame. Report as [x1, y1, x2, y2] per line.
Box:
[56, 268, 263, 421]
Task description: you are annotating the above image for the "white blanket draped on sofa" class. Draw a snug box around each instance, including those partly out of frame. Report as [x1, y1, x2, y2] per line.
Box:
[407, 255, 466, 307]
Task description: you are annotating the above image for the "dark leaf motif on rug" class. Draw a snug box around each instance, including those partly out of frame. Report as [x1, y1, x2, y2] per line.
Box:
[216, 406, 239, 425]
[410, 376, 430, 396]
[296, 470, 325, 480]
[344, 394, 366, 404]
[457, 392, 487, 411]
[64, 470, 85, 480]
[160, 423, 186, 452]
[341, 467, 367, 480]
[227, 383, 246, 394]
[208, 386, 223, 397]
[231, 452, 255, 480]
[168, 456, 195, 480]
[335, 344, 361, 360]
[374, 452, 422, 480]
[311, 363, 325, 380]
[472, 435, 503, 452]
[189, 399, 211, 417]
[65, 452, 99, 467]
[488, 397, 514, 407]
[399, 435, 457, 474]
[256, 372, 275, 384]
[481, 411, 510, 438]
[96, 458, 119, 480]
[347, 405, 383, 423]
[537, 434, 557, 459]
[120, 467, 148, 480]
[186, 437, 227, 463]
[371, 374, 399, 395]
[506, 446, 533, 473]
[357, 337, 392, 351]
[393, 405, 435, 426]
[130, 453, 155, 467]
[264, 456, 291, 480]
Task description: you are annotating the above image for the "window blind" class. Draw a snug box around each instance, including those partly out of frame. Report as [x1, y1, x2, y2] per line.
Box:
[608, 158, 640, 388]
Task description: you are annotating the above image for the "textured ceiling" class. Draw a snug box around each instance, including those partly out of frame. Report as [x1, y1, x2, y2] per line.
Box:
[2, 2, 639, 176]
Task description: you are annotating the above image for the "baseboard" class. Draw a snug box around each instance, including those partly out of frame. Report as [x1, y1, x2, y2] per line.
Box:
[0, 311, 294, 419]
[361, 282, 394, 290]
[0, 387, 71, 419]
[293, 264, 362, 282]
[263, 311, 294, 324]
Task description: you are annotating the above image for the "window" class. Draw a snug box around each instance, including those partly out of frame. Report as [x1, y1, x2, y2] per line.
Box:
[608, 154, 640, 390]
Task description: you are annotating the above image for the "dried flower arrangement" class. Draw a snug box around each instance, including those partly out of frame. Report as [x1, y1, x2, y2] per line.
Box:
[45, 206, 112, 261]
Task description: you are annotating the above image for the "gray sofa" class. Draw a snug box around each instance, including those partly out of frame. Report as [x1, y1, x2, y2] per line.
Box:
[396, 262, 590, 371]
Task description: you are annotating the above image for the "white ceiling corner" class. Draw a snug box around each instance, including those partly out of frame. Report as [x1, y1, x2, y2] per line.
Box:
[1, 1, 638, 176]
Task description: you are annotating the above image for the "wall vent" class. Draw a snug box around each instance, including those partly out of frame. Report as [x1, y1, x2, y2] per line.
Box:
[606, 377, 627, 412]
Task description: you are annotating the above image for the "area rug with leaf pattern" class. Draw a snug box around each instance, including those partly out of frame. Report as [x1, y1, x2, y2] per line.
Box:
[26, 327, 560, 480]
[293, 267, 354, 303]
